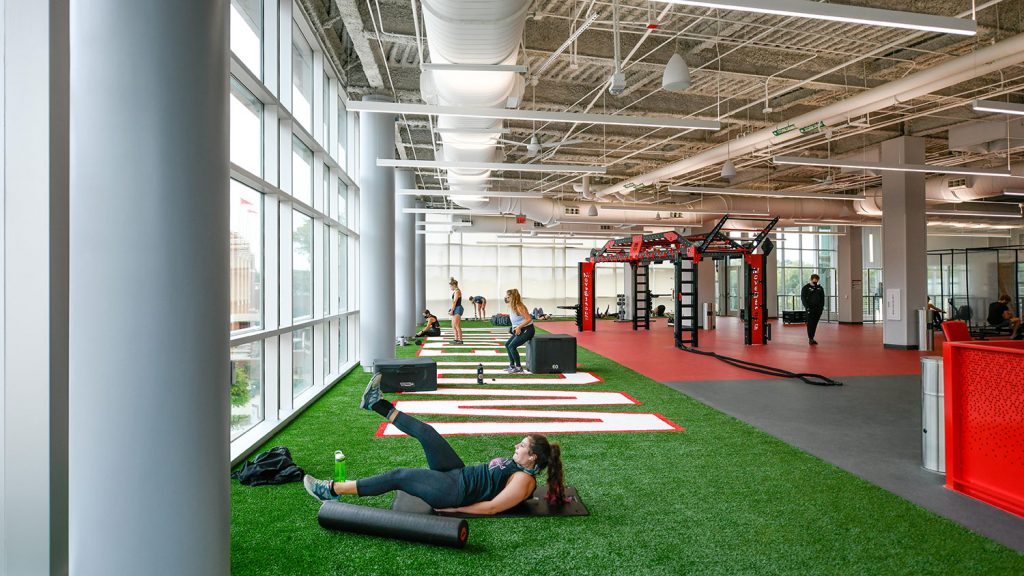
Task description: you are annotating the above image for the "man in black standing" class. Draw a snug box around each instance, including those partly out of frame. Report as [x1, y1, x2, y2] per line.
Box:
[801, 274, 825, 345]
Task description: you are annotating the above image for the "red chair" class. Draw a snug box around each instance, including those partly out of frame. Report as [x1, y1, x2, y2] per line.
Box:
[942, 320, 973, 342]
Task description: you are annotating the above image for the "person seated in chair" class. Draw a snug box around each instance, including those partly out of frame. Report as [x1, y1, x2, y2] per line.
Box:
[987, 295, 1022, 339]
[415, 310, 441, 338]
[927, 297, 944, 329]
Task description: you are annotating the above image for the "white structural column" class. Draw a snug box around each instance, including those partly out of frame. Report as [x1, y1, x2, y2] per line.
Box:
[697, 258, 716, 327]
[2, 2, 70, 573]
[764, 246, 778, 319]
[881, 136, 927, 348]
[415, 206, 426, 316]
[394, 169, 416, 337]
[359, 95, 397, 368]
[838, 226, 864, 324]
[622, 263, 634, 321]
[68, 2, 229, 574]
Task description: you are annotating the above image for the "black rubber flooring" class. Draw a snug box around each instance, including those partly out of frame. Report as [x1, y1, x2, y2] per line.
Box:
[664, 374, 1024, 553]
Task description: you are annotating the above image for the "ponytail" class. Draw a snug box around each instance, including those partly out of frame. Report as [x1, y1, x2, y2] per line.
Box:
[528, 434, 566, 506]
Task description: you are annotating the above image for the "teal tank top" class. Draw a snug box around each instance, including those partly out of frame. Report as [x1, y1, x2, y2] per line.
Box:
[458, 457, 536, 506]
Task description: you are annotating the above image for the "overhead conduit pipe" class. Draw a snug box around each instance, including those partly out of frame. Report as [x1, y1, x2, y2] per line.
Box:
[597, 31, 1024, 200]
[419, 2, 1022, 228]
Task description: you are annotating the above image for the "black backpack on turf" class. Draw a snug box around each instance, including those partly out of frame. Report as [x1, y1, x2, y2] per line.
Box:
[231, 446, 305, 486]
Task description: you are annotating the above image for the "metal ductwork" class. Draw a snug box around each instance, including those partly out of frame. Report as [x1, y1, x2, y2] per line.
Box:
[419, 2, 1023, 230]
[597, 31, 1024, 199]
[420, 0, 528, 205]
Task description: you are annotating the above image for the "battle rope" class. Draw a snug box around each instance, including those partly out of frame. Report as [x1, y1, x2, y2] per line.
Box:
[677, 343, 843, 386]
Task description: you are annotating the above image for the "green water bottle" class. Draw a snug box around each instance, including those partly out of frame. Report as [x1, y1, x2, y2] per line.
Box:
[334, 450, 347, 484]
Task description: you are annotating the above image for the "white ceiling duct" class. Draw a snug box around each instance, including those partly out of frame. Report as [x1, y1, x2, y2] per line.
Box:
[415, 1, 1022, 230]
[420, 0, 530, 198]
[597, 31, 1024, 198]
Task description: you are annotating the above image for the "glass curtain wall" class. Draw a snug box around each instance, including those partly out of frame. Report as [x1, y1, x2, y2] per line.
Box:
[229, 0, 358, 458]
[775, 228, 838, 320]
[862, 227, 883, 323]
[424, 230, 613, 317]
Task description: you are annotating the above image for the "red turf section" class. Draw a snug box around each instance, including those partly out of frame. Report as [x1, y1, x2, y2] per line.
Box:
[541, 317, 941, 382]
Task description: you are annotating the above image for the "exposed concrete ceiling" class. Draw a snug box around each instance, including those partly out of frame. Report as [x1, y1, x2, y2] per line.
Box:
[305, 0, 1024, 233]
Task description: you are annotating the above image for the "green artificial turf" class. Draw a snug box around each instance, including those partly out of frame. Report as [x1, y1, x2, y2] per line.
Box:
[232, 320, 1023, 575]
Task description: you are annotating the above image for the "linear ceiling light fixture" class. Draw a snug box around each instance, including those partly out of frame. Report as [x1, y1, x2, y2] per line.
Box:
[925, 209, 1022, 218]
[773, 156, 1014, 178]
[422, 63, 528, 73]
[669, 185, 866, 201]
[595, 205, 769, 216]
[348, 101, 720, 131]
[649, 0, 976, 36]
[433, 127, 510, 135]
[971, 99, 1024, 116]
[418, 221, 472, 227]
[379, 159, 605, 174]
[928, 232, 1012, 238]
[396, 189, 544, 198]
[402, 208, 492, 215]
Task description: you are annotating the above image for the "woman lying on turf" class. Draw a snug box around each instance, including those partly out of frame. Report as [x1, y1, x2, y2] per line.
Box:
[304, 373, 565, 514]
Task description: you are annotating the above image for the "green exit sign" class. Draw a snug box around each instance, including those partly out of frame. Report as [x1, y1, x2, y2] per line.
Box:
[772, 124, 796, 137]
[799, 121, 826, 134]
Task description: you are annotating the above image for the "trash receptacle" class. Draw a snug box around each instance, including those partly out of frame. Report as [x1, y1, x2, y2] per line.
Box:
[921, 356, 944, 473]
[703, 302, 716, 330]
[918, 308, 934, 352]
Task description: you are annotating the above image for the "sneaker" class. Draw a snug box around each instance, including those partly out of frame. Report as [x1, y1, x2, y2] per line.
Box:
[303, 474, 336, 502]
[359, 372, 383, 410]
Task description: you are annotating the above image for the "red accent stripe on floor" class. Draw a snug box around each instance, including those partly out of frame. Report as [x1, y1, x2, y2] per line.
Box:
[540, 317, 940, 382]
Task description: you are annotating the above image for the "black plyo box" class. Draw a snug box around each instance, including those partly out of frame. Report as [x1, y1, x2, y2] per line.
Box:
[526, 334, 577, 374]
[373, 357, 437, 392]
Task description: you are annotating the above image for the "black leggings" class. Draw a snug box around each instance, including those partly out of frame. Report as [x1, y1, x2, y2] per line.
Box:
[355, 412, 466, 508]
[505, 324, 535, 367]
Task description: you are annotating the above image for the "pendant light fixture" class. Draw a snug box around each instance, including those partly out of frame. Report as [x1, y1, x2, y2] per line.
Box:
[662, 53, 691, 92]
[721, 159, 737, 180]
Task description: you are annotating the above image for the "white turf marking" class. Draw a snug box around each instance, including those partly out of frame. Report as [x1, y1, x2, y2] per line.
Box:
[437, 361, 509, 366]
[419, 349, 508, 357]
[438, 368, 536, 375]
[437, 372, 599, 385]
[430, 336, 506, 340]
[382, 389, 676, 436]
[423, 343, 504, 349]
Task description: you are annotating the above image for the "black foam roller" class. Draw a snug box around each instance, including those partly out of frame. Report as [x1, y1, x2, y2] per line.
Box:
[317, 501, 469, 548]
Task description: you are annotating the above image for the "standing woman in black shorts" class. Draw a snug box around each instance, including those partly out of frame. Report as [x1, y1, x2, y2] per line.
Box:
[448, 278, 464, 344]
